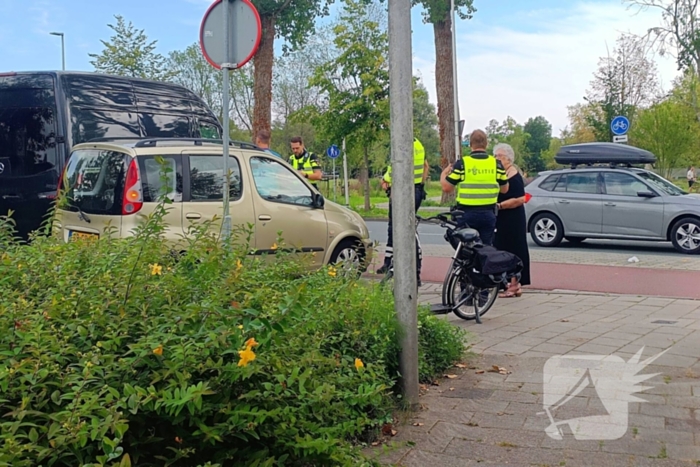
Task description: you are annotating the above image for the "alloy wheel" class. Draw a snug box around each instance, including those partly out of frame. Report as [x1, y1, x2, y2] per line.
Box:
[535, 218, 558, 244]
[676, 222, 700, 251]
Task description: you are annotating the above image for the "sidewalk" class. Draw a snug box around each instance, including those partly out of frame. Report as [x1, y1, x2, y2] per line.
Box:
[367, 288, 700, 466]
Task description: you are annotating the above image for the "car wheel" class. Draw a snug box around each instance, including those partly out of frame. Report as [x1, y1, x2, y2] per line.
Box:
[531, 213, 564, 247]
[329, 238, 365, 273]
[670, 218, 700, 255]
[565, 236, 586, 244]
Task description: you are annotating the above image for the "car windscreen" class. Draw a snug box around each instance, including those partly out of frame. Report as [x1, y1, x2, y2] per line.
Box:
[0, 88, 59, 193]
[635, 171, 686, 196]
[63, 149, 127, 215]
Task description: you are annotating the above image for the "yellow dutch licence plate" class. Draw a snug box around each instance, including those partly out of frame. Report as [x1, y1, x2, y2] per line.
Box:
[70, 231, 98, 242]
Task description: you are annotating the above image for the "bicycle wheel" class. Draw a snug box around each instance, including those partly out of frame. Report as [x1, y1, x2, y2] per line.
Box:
[444, 266, 498, 320]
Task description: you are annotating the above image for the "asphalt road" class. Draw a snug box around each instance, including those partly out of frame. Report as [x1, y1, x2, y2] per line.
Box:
[366, 220, 681, 258]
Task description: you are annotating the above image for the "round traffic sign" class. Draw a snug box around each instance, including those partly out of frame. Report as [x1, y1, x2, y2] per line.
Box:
[326, 144, 340, 159]
[611, 116, 629, 136]
[200, 0, 262, 70]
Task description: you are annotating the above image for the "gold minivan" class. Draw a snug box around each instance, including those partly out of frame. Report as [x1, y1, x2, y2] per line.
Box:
[54, 138, 372, 270]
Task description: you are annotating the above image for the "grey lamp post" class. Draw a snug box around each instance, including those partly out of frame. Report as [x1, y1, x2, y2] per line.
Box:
[49, 32, 65, 70]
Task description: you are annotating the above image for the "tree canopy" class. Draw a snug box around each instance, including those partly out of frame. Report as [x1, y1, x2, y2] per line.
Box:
[89, 15, 173, 81]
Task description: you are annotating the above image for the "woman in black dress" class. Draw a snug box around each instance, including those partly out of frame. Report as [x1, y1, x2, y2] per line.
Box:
[493, 143, 531, 297]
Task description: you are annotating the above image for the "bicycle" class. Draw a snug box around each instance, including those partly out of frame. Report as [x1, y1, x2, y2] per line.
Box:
[399, 209, 524, 322]
[378, 216, 422, 290]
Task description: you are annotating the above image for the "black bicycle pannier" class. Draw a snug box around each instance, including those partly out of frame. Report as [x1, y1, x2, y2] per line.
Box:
[467, 244, 523, 288]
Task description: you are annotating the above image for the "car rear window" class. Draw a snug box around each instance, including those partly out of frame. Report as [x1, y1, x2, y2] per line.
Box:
[63, 149, 126, 215]
[538, 174, 559, 191]
[0, 86, 59, 187]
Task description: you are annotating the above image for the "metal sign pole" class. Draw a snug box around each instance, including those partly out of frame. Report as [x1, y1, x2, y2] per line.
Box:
[388, 0, 419, 408]
[343, 138, 350, 206]
[221, 0, 232, 243]
[451, 0, 461, 159]
[333, 158, 337, 202]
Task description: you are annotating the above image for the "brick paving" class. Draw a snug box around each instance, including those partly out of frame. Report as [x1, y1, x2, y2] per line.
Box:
[367, 288, 700, 466]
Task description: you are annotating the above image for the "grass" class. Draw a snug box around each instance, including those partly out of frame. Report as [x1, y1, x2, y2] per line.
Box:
[652, 444, 668, 459]
[497, 441, 518, 448]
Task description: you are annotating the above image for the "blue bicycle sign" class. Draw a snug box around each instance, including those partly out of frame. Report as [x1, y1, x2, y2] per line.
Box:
[611, 116, 629, 136]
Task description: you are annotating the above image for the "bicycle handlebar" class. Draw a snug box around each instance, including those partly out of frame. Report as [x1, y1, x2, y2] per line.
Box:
[417, 211, 460, 228]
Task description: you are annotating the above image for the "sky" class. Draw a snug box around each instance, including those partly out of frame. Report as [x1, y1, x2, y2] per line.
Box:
[0, 0, 682, 137]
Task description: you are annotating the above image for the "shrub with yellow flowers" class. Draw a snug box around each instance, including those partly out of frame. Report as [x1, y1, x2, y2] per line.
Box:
[0, 197, 466, 466]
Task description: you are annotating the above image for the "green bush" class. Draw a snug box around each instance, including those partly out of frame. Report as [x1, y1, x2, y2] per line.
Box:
[0, 203, 466, 467]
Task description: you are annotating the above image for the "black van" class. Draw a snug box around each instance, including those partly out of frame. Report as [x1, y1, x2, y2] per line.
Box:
[0, 71, 222, 239]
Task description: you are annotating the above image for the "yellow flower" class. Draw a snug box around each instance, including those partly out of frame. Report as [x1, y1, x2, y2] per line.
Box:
[236, 259, 243, 271]
[238, 347, 256, 367]
[328, 267, 337, 277]
[153, 344, 163, 356]
[244, 337, 259, 349]
[271, 243, 278, 250]
[149, 263, 163, 276]
[355, 358, 364, 370]
[237, 325, 244, 330]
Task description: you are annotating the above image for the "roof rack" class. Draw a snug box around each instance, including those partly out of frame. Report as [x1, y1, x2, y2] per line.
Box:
[133, 138, 260, 150]
[86, 137, 261, 151]
[86, 137, 144, 143]
[567, 161, 634, 170]
[555, 142, 656, 168]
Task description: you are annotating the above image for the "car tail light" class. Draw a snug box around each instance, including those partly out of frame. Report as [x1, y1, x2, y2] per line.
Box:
[122, 158, 143, 215]
[524, 193, 532, 203]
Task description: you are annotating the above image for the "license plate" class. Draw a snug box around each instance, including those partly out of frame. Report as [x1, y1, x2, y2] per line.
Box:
[69, 231, 98, 242]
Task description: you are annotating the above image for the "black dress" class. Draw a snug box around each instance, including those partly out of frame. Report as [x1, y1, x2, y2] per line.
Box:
[494, 173, 531, 286]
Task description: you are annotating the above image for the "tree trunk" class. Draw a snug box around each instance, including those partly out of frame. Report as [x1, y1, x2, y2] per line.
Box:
[253, 15, 275, 139]
[690, 67, 700, 124]
[433, 18, 457, 204]
[362, 147, 371, 211]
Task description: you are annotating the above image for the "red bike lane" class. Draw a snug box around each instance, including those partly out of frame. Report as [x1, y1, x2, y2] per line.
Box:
[418, 256, 700, 300]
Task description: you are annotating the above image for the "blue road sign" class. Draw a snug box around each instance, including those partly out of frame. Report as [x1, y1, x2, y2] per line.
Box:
[326, 144, 340, 159]
[611, 116, 629, 136]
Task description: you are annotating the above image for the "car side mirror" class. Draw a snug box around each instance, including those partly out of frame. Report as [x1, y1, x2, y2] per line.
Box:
[637, 191, 656, 198]
[312, 192, 325, 209]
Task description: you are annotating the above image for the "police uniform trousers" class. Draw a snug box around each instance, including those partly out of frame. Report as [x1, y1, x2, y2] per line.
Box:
[454, 206, 497, 246]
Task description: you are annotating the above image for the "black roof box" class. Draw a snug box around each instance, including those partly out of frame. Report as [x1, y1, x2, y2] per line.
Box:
[555, 142, 656, 166]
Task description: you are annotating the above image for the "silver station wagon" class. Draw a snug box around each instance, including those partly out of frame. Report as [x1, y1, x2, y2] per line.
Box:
[524, 143, 700, 255]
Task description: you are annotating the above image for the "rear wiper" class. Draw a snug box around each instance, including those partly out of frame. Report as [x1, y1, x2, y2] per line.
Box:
[76, 207, 91, 223]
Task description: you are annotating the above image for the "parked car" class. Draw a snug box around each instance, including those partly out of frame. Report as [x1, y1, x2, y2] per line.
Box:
[525, 142, 700, 254]
[54, 138, 372, 270]
[0, 71, 222, 240]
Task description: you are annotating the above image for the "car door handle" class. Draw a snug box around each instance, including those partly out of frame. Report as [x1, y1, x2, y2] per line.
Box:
[185, 213, 202, 220]
[604, 202, 616, 207]
[258, 215, 272, 221]
[558, 200, 570, 204]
